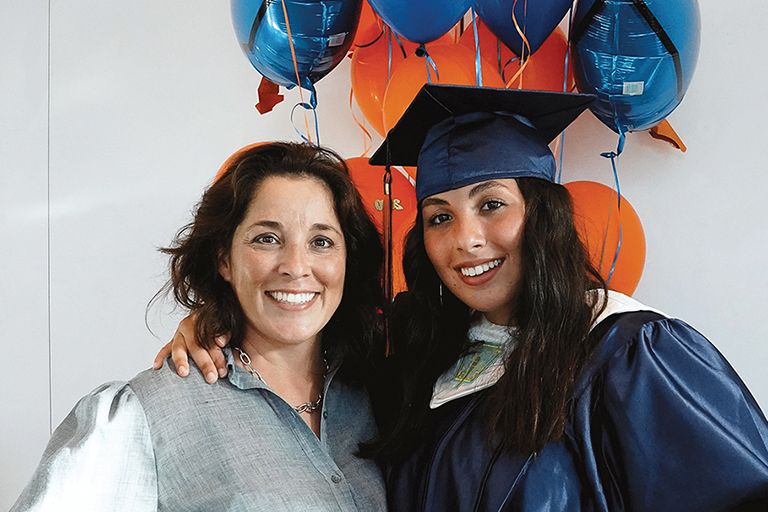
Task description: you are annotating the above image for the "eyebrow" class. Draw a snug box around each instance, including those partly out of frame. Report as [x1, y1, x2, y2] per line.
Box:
[421, 197, 449, 208]
[421, 180, 510, 209]
[246, 220, 342, 237]
[468, 180, 508, 198]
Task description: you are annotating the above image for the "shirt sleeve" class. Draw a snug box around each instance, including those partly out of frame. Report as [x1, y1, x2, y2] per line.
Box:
[10, 382, 158, 512]
[584, 317, 768, 511]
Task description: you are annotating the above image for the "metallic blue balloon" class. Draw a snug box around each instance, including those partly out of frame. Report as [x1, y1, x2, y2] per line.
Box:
[368, 0, 471, 43]
[474, 0, 574, 56]
[572, 0, 701, 134]
[231, 0, 361, 104]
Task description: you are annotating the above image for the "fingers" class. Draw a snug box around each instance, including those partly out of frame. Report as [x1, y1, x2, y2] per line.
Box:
[189, 343, 219, 384]
[210, 347, 228, 379]
[171, 334, 191, 378]
[215, 333, 230, 348]
[153, 341, 172, 370]
[160, 314, 231, 384]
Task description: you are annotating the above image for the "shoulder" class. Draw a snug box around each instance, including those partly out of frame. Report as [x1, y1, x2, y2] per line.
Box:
[68, 381, 143, 424]
[128, 357, 212, 401]
[574, 307, 729, 400]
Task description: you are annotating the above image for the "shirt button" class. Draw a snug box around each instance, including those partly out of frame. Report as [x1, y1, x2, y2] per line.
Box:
[323, 411, 328, 419]
[331, 473, 342, 484]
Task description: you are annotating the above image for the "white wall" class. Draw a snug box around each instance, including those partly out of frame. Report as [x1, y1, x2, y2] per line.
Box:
[1, 1, 766, 508]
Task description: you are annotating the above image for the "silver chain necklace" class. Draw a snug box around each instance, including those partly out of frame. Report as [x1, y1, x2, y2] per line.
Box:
[234, 347, 326, 415]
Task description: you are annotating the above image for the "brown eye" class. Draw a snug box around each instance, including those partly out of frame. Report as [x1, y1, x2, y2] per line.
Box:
[311, 236, 334, 249]
[480, 200, 504, 211]
[428, 213, 452, 225]
[253, 233, 279, 244]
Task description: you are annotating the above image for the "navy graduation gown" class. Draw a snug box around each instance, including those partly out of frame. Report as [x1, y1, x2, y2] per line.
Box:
[386, 312, 768, 511]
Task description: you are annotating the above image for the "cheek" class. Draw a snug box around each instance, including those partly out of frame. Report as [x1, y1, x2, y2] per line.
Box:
[423, 232, 452, 280]
[319, 253, 347, 294]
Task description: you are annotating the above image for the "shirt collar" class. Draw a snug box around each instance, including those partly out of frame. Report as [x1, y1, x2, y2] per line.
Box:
[224, 347, 342, 392]
[429, 290, 666, 409]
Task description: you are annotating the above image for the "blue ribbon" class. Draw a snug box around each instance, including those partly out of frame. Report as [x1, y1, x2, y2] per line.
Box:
[470, 8, 483, 87]
[419, 44, 440, 83]
[599, 138, 624, 285]
[290, 99, 320, 145]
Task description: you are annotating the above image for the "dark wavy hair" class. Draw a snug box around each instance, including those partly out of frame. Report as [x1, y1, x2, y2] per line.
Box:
[370, 177, 607, 459]
[158, 142, 384, 377]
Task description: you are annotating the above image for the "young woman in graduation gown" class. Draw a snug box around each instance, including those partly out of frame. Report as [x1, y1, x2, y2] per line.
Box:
[365, 85, 768, 511]
[160, 85, 768, 511]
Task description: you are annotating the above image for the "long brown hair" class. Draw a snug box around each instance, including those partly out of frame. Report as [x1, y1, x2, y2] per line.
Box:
[156, 142, 384, 376]
[370, 177, 606, 458]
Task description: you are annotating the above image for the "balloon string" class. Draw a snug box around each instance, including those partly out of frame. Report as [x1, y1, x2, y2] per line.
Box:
[599, 144, 624, 285]
[280, 0, 313, 143]
[420, 45, 439, 83]
[470, 8, 483, 86]
[290, 102, 320, 145]
[348, 88, 373, 156]
[505, 0, 531, 89]
[555, 6, 576, 183]
[563, 6, 573, 92]
[502, 55, 519, 83]
[354, 11, 385, 49]
[386, 26, 393, 80]
[391, 31, 409, 59]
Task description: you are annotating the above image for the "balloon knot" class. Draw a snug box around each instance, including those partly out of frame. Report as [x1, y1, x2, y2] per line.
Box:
[415, 44, 427, 58]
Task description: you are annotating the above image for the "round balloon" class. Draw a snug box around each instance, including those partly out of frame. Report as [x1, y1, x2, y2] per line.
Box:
[571, 0, 701, 134]
[381, 43, 505, 132]
[458, 19, 516, 82]
[214, 142, 267, 183]
[231, 0, 361, 101]
[353, 0, 383, 47]
[368, 0, 470, 43]
[565, 180, 646, 296]
[504, 27, 574, 92]
[352, 32, 458, 136]
[475, 0, 573, 56]
[346, 157, 416, 294]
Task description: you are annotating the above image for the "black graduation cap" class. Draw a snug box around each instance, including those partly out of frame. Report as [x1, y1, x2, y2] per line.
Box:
[369, 84, 595, 201]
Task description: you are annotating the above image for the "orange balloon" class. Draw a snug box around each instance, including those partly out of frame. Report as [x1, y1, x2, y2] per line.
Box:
[352, 32, 460, 136]
[381, 43, 505, 132]
[353, 1, 383, 48]
[505, 27, 575, 92]
[213, 142, 268, 183]
[346, 157, 417, 294]
[458, 19, 516, 85]
[351, 33, 409, 136]
[565, 181, 646, 296]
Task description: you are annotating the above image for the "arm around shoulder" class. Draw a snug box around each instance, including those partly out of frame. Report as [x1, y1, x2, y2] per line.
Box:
[11, 382, 158, 512]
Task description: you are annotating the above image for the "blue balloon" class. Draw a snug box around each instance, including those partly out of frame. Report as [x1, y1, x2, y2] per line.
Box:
[474, 0, 573, 56]
[368, 0, 471, 44]
[571, 0, 701, 134]
[231, 0, 361, 105]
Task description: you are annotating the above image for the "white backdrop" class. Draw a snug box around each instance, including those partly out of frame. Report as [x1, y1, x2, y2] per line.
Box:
[2, 1, 767, 508]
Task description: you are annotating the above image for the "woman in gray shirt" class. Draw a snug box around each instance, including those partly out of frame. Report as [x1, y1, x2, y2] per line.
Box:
[12, 142, 387, 512]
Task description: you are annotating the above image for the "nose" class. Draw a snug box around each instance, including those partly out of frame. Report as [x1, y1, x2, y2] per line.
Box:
[278, 242, 311, 278]
[454, 216, 485, 252]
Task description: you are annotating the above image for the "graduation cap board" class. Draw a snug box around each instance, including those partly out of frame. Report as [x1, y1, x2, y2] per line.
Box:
[369, 84, 596, 201]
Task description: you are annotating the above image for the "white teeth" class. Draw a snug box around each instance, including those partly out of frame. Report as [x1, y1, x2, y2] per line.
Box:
[460, 259, 502, 277]
[268, 291, 316, 304]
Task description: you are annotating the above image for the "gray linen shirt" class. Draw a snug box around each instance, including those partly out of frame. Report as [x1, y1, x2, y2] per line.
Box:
[12, 349, 386, 511]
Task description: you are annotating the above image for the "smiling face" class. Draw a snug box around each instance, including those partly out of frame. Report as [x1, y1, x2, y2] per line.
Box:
[421, 179, 526, 325]
[218, 175, 346, 349]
